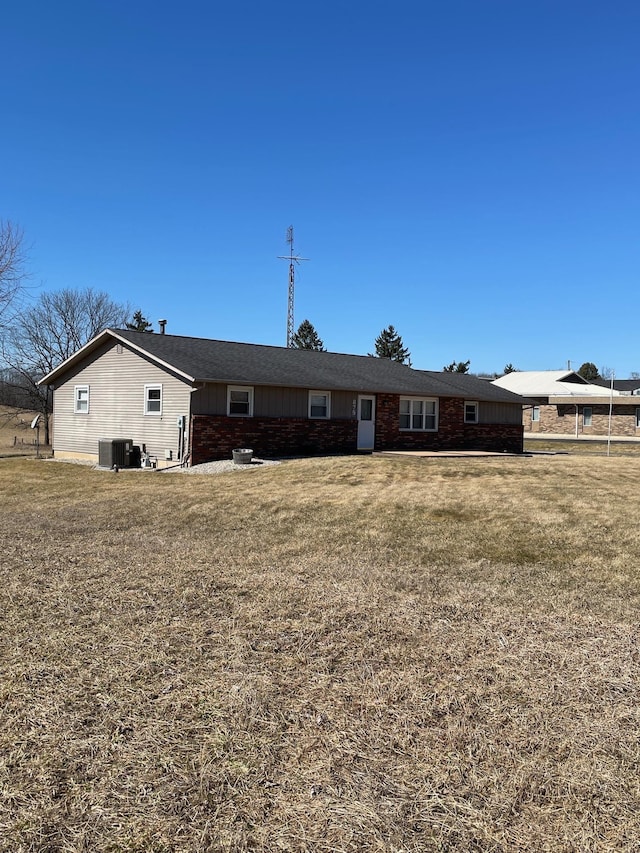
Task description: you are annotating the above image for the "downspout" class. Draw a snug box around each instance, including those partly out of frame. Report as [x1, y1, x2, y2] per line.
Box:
[185, 383, 204, 466]
[607, 373, 614, 457]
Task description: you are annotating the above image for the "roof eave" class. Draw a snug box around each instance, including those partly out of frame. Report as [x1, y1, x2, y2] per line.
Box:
[548, 395, 631, 404]
[38, 329, 114, 385]
[38, 328, 197, 386]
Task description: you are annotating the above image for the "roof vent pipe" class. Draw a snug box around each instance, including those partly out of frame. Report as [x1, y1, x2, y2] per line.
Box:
[158, 319, 167, 335]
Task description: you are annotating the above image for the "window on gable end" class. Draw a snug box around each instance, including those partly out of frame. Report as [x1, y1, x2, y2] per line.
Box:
[74, 385, 89, 414]
[145, 384, 162, 415]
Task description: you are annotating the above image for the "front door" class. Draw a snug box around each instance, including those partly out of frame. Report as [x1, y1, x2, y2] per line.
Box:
[357, 395, 376, 450]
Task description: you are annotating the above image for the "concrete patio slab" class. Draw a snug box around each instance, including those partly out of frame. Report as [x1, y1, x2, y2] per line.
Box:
[374, 449, 529, 459]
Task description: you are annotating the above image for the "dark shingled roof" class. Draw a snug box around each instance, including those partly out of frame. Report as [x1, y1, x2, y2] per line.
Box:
[42, 328, 526, 405]
[113, 330, 524, 403]
[591, 378, 640, 393]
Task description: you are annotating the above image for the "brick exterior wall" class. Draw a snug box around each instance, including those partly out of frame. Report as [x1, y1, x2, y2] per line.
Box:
[524, 403, 640, 437]
[190, 415, 358, 464]
[459, 422, 525, 452]
[190, 396, 524, 464]
[375, 395, 523, 454]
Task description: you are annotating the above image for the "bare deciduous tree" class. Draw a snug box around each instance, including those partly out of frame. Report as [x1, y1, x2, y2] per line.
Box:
[599, 365, 615, 381]
[0, 220, 28, 328]
[16, 287, 130, 366]
[3, 287, 130, 443]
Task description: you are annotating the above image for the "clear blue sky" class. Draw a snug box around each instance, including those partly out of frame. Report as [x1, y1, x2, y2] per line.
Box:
[3, 1, 639, 375]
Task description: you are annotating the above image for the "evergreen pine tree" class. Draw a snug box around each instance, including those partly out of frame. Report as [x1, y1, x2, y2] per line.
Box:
[291, 319, 326, 351]
[126, 310, 154, 332]
[577, 362, 600, 381]
[443, 359, 471, 373]
[370, 325, 411, 364]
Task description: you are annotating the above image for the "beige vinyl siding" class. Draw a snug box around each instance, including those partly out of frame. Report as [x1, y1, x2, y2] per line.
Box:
[192, 384, 355, 419]
[191, 383, 227, 415]
[51, 340, 192, 460]
[478, 402, 523, 425]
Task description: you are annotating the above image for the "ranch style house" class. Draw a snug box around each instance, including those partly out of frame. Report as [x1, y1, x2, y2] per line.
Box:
[39, 328, 526, 466]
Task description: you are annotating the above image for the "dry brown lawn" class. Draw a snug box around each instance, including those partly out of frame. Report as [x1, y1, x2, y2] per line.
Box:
[1, 453, 640, 852]
[525, 437, 640, 456]
[0, 406, 50, 458]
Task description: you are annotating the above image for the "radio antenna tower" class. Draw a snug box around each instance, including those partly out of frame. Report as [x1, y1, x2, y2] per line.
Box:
[278, 225, 309, 347]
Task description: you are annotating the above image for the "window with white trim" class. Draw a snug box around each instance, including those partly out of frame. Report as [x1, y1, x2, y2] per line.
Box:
[309, 391, 331, 419]
[531, 405, 540, 422]
[464, 401, 478, 424]
[74, 385, 89, 414]
[583, 406, 592, 427]
[227, 386, 254, 416]
[144, 384, 162, 415]
[636, 408, 640, 429]
[399, 397, 438, 431]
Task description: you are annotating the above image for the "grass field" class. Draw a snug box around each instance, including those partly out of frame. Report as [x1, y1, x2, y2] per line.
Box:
[2, 453, 640, 852]
[525, 437, 640, 456]
[0, 405, 50, 458]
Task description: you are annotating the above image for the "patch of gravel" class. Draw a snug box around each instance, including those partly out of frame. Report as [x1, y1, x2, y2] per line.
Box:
[43, 456, 281, 474]
[162, 458, 281, 475]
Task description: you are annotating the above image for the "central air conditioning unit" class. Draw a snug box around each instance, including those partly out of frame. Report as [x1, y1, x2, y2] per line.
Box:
[98, 439, 134, 468]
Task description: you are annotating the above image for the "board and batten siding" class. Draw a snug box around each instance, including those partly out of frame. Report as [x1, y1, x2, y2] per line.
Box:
[192, 384, 355, 419]
[478, 401, 523, 425]
[50, 340, 193, 461]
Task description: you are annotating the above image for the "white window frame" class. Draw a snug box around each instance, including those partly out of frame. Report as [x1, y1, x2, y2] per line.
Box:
[464, 401, 479, 424]
[74, 384, 89, 414]
[227, 385, 254, 417]
[531, 405, 540, 422]
[636, 408, 640, 429]
[144, 383, 163, 416]
[399, 397, 438, 431]
[309, 390, 331, 419]
[583, 406, 593, 427]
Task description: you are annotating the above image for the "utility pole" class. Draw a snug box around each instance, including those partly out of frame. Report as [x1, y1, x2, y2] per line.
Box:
[278, 226, 309, 347]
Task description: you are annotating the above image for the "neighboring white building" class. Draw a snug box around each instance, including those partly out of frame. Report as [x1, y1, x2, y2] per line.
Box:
[492, 370, 620, 398]
[491, 371, 640, 439]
